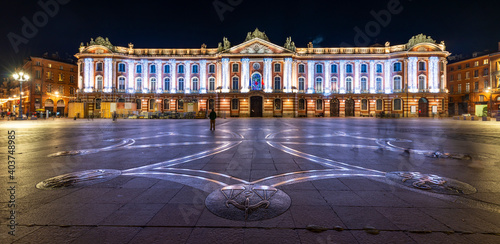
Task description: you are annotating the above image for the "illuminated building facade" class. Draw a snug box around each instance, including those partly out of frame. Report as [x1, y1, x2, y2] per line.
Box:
[71, 30, 449, 118]
[447, 49, 500, 117]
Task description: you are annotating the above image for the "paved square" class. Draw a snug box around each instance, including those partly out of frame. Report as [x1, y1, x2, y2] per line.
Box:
[2, 118, 500, 243]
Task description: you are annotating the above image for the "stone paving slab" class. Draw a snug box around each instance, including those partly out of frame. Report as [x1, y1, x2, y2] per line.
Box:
[1, 118, 500, 243]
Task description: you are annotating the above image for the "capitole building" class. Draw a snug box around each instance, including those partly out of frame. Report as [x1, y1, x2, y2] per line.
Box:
[70, 29, 450, 118]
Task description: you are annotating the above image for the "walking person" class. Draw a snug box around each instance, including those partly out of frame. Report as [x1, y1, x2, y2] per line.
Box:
[209, 109, 217, 131]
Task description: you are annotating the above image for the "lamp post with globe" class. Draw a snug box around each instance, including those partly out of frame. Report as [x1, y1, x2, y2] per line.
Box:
[12, 71, 30, 120]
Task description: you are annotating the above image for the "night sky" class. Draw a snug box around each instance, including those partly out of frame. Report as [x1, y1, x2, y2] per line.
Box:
[0, 0, 499, 78]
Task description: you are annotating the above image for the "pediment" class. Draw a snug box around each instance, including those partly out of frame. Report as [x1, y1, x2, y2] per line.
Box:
[82, 45, 114, 54]
[228, 38, 292, 54]
[408, 43, 443, 52]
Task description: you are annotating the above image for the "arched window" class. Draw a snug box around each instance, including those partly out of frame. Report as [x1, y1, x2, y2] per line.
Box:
[298, 77, 305, 91]
[232, 77, 239, 90]
[136, 99, 141, 110]
[376, 77, 383, 92]
[361, 64, 368, 73]
[346, 77, 353, 93]
[192, 77, 199, 91]
[331, 77, 338, 92]
[150, 78, 157, 91]
[274, 99, 281, 110]
[192, 65, 199, 74]
[136, 65, 142, 74]
[231, 99, 239, 110]
[178, 78, 185, 91]
[208, 64, 215, 73]
[118, 77, 126, 90]
[164, 65, 171, 74]
[419, 61, 426, 71]
[96, 76, 103, 90]
[118, 63, 126, 72]
[376, 63, 383, 73]
[164, 78, 170, 91]
[316, 64, 323, 73]
[298, 64, 305, 73]
[178, 65, 184, 74]
[331, 64, 338, 73]
[393, 76, 402, 91]
[393, 62, 402, 72]
[209, 77, 215, 91]
[315, 77, 323, 93]
[346, 64, 353, 73]
[163, 99, 170, 110]
[419, 75, 426, 90]
[298, 98, 305, 110]
[361, 77, 367, 91]
[135, 78, 142, 90]
[316, 99, 323, 110]
[361, 99, 368, 111]
[394, 98, 402, 110]
[274, 76, 281, 90]
[376, 99, 383, 110]
[150, 65, 156, 74]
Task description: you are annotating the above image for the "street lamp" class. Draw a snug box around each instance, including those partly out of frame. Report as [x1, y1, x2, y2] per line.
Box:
[13, 71, 30, 120]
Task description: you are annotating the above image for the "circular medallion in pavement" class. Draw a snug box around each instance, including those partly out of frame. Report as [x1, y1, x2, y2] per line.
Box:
[386, 171, 476, 195]
[205, 184, 291, 221]
[36, 169, 121, 190]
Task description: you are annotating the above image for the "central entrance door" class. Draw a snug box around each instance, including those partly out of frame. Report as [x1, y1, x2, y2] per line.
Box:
[345, 98, 355, 117]
[330, 98, 340, 117]
[418, 98, 429, 117]
[250, 96, 263, 117]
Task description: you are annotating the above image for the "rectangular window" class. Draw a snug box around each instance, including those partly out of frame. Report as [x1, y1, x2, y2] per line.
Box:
[376, 100, 382, 110]
[450, 85, 454, 93]
[231, 99, 239, 110]
[316, 64, 323, 73]
[457, 65, 462, 70]
[474, 61, 479, 67]
[48, 64, 52, 68]
[96, 63, 103, 71]
[394, 62, 402, 72]
[70, 75, 74, 83]
[474, 82, 479, 92]
[164, 65, 171, 74]
[118, 63, 126, 72]
[458, 84, 462, 93]
[479, 95, 485, 102]
[70, 68, 74, 72]
[59, 66, 64, 70]
[35, 61, 41, 66]
[47, 84, 52, 93]
[35, 70, 41, 79]
[419, 62, 426, 71]
[376, 64, 382, 73]
[474, 70, 479, 78]
[274, 63, 281, 72]
[136, 65, 142, 73]
[298, 64, 305, 73]
[457, 74, 462, 81]
[192, 65, 199, 74]
[331, 64, 337, 73]
[35, 84, 41, 93]
[465, 63, 470, 68]
[70, 87, 75, 95]
[450, 74, 454, 81]
[361, 64, 367, 73]
[485, 80, 489, 90]
[47, 71, 53, 80]
[465, 72, 470, 79]
[394, 99, 402, 111]
[450, 67, 454, 72]
[209, 64, 215, 73]
[484, 59, 489, 65]
[59, 86, 64, 94]
[58, 73, 64, 81]
[232, 63, 239, 72]
[484, 68, 489, 76]
[466, 83, 470, 93]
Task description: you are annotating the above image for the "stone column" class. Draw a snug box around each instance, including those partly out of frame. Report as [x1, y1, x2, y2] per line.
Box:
[284, 58, 293, 93]
[307, 60, 314, 94]
[408, 57, 418, 93]
[84, 58, 93, 92]
[339, 60, 346, 94]
[221, 58, 230, 92]
[185, 61, 192, 94]
[324, 60, 330, 94]
[169, 59, 176, 93]
[104, 58, 112, 92]
[77, 60, 83, 90]
[429, 57, 439, 93]
[354, 60, 360, 94]
[264, 58, 273, 93]
[369, 60, 375, 93]
[200, 60, 207, 93]
[141, 59, 148, 91]
[155, 60, 163, 92]
[241, 58, 250, 93]
[384, 59, 392, 94]
[127, 60, 134, 92]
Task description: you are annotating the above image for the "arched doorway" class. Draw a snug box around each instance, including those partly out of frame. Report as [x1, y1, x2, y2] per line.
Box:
[45, 99, 54, 114]
[345, 98, 355, 117]
[250, 96, 263, 117]
[330, 98, 339, 117]
[56, 100, 65, 116]
[418, 98, 429, 117]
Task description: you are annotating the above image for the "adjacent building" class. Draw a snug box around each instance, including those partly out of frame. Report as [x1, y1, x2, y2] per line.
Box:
[71, 29, 450, 118]
[16, 56, 78, 116]
[447, 47, 500, 117]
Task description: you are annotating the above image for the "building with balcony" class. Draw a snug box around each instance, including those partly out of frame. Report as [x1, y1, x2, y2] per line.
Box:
[71, 30, 449, 118]
[447, 47, 500, 117]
